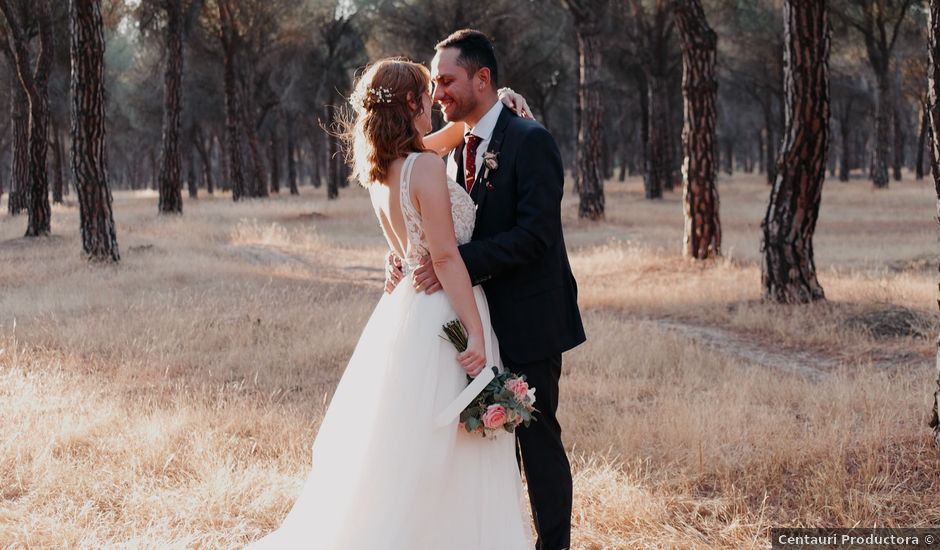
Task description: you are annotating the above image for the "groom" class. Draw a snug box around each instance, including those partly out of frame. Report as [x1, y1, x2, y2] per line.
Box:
[387, 29, 585, 550]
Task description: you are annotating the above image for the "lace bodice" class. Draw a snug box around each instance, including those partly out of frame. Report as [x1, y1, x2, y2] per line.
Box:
[395, 152, 476, 270]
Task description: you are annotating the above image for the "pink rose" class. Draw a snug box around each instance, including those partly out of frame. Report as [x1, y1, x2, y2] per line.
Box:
[505, 378, 530, 401]
[482, 404, 507, 429]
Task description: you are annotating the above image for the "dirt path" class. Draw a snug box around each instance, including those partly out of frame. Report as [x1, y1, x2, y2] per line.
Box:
[229, 242, 930, 376]
[643, 317, 930, 377]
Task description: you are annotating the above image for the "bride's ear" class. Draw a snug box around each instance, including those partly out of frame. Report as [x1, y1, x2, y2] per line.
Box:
[406, 91, 417, 111]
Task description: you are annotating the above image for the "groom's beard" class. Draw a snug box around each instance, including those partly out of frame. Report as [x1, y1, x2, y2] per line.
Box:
[440, 96, 477, 124]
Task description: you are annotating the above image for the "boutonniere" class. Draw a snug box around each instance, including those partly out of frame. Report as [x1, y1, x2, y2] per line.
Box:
[481, 152, 499, 190]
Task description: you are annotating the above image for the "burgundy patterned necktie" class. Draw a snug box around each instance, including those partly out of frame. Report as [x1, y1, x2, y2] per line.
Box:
[464, 134, 482, 193]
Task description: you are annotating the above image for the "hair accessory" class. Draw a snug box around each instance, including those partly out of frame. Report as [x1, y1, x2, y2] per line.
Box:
[352, 86, 394, 111]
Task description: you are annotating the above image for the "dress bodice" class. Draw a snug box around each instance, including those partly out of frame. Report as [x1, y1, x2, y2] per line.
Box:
[397, 152, 476, 270]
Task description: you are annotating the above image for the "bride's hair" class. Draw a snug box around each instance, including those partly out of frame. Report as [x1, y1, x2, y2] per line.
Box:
[343, 58, 431, 187]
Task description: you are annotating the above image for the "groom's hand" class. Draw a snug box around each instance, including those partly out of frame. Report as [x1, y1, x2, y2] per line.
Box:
[384, 251, 403, 294]
[412, 254, 442, 294]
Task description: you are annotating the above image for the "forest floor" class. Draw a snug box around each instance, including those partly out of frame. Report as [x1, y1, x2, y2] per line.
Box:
[0, 172, 938, 549]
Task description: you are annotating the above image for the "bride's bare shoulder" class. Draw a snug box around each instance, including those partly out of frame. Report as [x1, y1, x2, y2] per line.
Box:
[409, 152, 446, 190]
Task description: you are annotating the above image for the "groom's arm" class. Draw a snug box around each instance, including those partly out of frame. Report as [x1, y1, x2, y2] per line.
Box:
[458, 126, 564, 284]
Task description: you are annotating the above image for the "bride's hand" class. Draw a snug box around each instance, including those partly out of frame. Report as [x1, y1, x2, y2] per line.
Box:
[457, 333, 486, 377]
[498, 87, 534, 120]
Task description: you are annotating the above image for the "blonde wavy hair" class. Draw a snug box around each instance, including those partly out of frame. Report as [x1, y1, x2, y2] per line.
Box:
[344, 58, 431, 187]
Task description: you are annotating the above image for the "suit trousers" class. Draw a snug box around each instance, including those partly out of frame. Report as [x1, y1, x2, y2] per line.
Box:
[505, 353, 571, 550]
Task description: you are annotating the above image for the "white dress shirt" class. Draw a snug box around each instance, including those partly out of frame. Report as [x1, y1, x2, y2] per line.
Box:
[446, 100, 504, 184]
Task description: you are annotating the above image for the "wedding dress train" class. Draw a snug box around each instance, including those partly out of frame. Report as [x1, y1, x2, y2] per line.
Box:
[250, 153, 532, 549]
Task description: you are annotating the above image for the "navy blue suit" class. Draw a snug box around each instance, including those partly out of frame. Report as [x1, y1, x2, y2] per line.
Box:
[456, 107, 585, 550]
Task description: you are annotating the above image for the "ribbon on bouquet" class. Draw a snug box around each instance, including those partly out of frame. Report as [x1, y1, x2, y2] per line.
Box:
[434, 289, 499, 427]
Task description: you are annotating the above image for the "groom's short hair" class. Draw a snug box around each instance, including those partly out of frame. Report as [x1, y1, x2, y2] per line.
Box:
[435, 29, 499, 88]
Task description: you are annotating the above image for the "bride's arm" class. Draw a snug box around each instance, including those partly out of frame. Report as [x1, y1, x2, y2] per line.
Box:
[422, 122, 464, 157]
[410, 152, 487, 376]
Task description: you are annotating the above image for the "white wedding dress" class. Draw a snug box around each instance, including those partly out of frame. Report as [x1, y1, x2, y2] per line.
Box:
[250, 152, 532, 549]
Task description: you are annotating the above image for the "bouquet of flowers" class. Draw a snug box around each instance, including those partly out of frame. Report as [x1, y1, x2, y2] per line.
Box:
[441, 320, 537, 438]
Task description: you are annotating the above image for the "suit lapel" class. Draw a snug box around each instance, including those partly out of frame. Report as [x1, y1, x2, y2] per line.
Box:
[472, 108, 514, 217]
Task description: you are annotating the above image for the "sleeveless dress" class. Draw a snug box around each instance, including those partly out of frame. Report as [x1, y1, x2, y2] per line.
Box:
[249, 153, 532, 549]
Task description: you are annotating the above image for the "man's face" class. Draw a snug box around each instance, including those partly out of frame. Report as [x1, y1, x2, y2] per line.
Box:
[430, 48, 478, 123]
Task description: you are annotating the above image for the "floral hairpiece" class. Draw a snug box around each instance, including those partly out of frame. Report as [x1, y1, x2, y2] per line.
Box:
[352, 86, 395, 111]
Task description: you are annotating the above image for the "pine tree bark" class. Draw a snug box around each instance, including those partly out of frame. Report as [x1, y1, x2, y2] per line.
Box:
[872, 73, 891, 187]
[761, 99, 777, 185]
[917, 101, 928, 180]
[674, 0, 721, 260]
[60, 129, 69, 196]
[837, 100, 853, 182]
[327, 120, 340, 200]
[158, 0, 184, 214]
[70, 0, 119, 262]
[645, 74, 670, 199]
[269, 124, 280, 194]
[564, 0, 605, 219]
[192, 123, 213, 195]
[286, 115, 298, 195]
[757, 129, 765, 174]
[1, 0, 54, 236]
[186, 139, 197, 198]
[241, 90, 268, 198]
[760, 0, 829, 304]
[925, 0, 940, 448]
[892, 95, 904, 181]
[217, 0, 245, 201]
[8, 81, 28, 215]
[51, 123, 64, 203]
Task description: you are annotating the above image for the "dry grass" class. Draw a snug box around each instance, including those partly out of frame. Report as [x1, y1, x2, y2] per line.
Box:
[0, 173, 937, 549]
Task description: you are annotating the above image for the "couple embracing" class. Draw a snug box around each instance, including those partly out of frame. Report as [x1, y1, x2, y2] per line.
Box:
[251, 29, 585, 550]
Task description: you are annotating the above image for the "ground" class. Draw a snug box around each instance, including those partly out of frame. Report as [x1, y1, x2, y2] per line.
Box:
[0, 172, 937, 549]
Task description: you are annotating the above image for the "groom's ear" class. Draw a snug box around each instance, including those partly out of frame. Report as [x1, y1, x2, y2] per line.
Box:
[474, 67, 492, 91]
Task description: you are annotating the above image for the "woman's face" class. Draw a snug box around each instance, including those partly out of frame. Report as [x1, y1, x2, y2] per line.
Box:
[414, 91, 433, 136]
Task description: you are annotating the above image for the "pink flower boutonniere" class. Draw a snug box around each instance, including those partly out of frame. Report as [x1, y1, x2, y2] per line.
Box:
[481, 152, 498, 190]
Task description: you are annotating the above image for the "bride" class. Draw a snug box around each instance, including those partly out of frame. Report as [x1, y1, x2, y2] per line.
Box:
[249, 58, 533, 549]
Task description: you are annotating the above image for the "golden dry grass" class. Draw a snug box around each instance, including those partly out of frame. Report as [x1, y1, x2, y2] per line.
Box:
[0, 172, 938, 549]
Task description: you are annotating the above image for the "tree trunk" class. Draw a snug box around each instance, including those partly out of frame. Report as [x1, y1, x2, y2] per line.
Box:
[218, 0, 245, 201]
[327, 133, 339, 200]
[269, 125, 280, 194]
[757, 129, 765, 174]
[310, 128, 322, 188]
[760, 0, 829, 304]
[325, 107, 341, 199]
[186, 138, 197, 199]
[839, 112, 851, 182]
[158, 0, 183, 214]
[618, 141, 628, 182]
[872, 72, 891, 188]
[70, 0, 119, 261]
[1, 0, 54, 235]
[917, 101, 928, 180]
[572, 23, 604, 218]
[646, 74, 671, 200]
[893, 96, 904, 182]
[723, 139, 733, 175]
[674, 0, 721, 260]
[60, 131, 69, 196]
[762, 102, 777, 185]
[926, 0, 940, 448]
[193, 124, 213, 196]
[241, 92, 268, 198]
[286, 115, 298, 195]
[51, 123, 64, 203]
[8, 82, 28, 215]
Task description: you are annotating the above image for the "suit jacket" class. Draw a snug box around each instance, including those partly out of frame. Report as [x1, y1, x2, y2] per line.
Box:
[456, 108, 586, 365]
